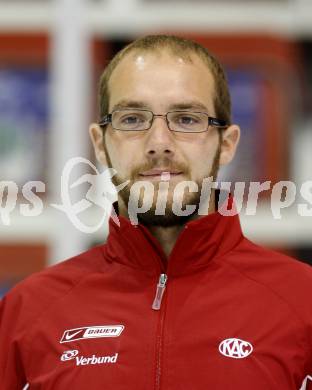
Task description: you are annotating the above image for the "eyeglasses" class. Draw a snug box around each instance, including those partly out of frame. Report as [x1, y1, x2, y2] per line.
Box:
[99, 109, 228, 133]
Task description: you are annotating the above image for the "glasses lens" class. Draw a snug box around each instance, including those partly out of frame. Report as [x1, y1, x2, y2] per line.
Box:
[167, 112, 207, 132]
[112, 110, 152, 131]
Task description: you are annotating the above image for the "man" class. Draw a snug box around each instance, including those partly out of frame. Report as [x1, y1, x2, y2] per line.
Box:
[0, 35, 311, 389]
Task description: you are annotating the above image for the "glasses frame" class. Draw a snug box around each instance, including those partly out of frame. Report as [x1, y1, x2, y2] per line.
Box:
[98, 109, 228, 133]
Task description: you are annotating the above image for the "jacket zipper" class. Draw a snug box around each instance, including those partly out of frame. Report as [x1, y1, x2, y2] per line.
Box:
[152, 273, 168, 310]
[152, 273, 168, 390]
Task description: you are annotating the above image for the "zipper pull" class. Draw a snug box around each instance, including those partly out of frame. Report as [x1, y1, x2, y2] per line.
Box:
[152, 273, 168, 310]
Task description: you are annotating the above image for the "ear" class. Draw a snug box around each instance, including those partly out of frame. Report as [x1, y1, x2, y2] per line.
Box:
[89, 123, 108, 166]
[219, 124, 240, 166]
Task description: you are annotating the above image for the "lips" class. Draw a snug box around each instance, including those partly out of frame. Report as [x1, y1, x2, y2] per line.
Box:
[139, 169, 183, 177]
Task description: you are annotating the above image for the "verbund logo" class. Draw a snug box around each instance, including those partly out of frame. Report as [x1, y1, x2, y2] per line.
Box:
[60, 350, 119, 366]
[61, 350, 79, 361]
[219, 338, 253, 359]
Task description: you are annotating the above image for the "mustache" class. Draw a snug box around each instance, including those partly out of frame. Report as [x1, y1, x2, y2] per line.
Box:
[129, 158, 190, 181]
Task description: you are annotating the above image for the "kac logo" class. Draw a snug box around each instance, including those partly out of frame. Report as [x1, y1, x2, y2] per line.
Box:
[219, 338, 253, 359]
[61, 350, 79, 361]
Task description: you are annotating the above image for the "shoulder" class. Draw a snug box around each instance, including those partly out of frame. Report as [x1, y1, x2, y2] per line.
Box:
[224, 237, 312, 315]
[0, 244, 107, 323]
[230, 237, 312, 281]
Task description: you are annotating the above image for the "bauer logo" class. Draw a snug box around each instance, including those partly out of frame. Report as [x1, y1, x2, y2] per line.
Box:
[60, 325, 124, 343]
[60, 350, 119, 366]
[219, 338, 253, 359]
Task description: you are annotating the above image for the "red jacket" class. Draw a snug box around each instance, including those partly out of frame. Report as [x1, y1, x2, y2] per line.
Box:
[1, 201, 312, 389]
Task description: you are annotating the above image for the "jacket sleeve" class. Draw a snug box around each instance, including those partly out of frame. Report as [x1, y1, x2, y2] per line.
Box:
[0, 295, 28, 389]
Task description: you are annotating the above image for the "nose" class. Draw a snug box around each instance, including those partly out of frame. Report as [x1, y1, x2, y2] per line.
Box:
[144, 115, 175, 158]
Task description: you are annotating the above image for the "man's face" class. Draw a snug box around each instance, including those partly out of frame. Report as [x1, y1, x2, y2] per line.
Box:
[93, 50, 238, 226]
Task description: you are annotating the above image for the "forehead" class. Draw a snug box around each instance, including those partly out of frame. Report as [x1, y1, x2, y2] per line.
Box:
[108, 50, 216, 113]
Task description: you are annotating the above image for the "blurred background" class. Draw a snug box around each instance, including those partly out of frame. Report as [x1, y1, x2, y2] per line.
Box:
[0, 0, 311, 297]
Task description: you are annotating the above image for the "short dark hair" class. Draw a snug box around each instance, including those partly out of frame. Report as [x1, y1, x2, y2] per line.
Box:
[98, 34, 231, 124]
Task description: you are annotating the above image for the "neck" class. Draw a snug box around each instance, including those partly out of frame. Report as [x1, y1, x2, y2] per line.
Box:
[118, 190, 216, 257]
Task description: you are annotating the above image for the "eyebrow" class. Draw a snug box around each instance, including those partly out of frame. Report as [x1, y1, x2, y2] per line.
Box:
[111, 100, 209, 112]
[111, 100, 149, 111]
[168, 101, 209, 112]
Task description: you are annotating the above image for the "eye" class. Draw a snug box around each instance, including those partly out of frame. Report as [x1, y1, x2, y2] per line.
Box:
[171, 113, 201, 126]
[178, 115, 200, 125]
[113, 110, 150, 130]
[168, 111, 206, 132]
[120, 114, 145, 125]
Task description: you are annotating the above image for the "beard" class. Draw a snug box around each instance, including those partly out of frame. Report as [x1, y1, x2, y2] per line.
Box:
[103, 134, 221, 227]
